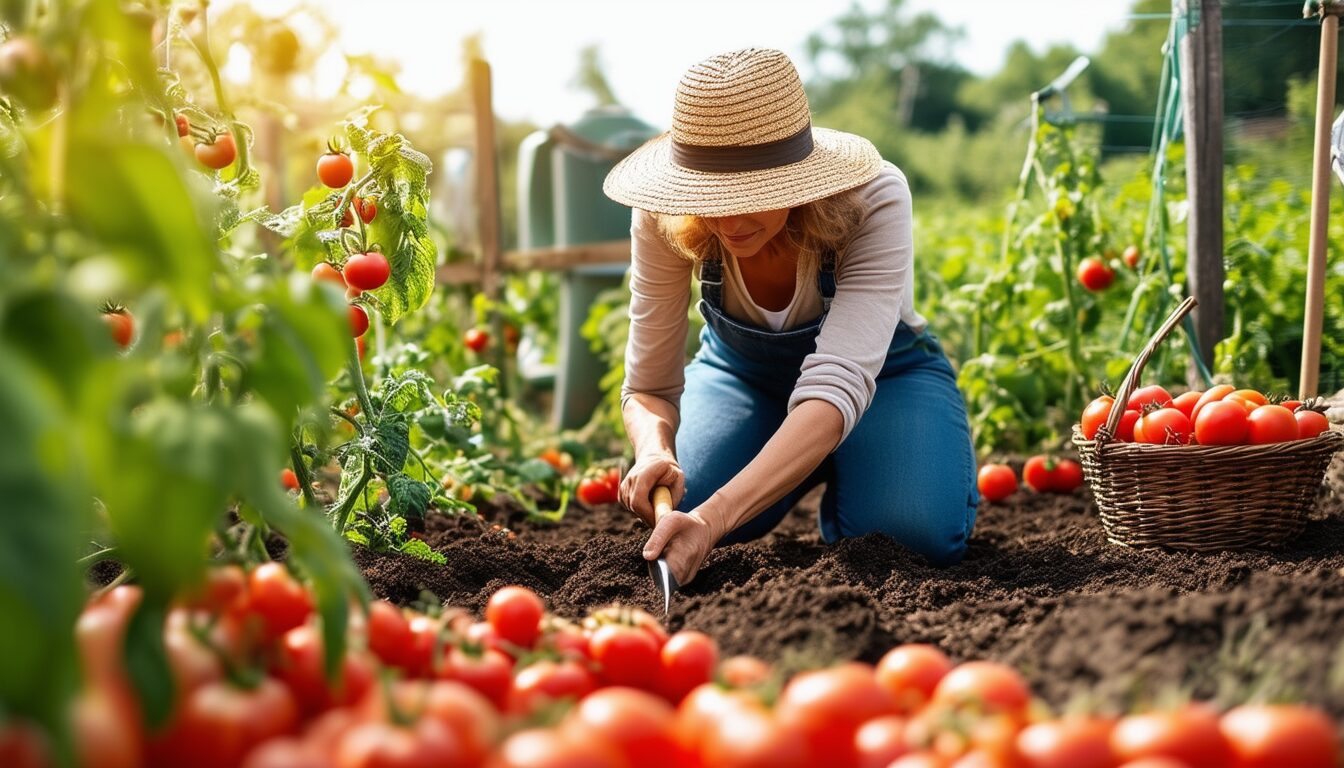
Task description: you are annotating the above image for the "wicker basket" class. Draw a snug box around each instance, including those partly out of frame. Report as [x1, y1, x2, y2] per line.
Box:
[1071, 296, 1344, 551]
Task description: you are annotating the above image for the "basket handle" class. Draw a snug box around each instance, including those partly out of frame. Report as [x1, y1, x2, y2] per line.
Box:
[1097, 296, 1199, 446]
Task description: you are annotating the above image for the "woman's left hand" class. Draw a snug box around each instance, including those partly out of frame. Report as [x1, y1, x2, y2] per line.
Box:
[643, 508, 719, 586]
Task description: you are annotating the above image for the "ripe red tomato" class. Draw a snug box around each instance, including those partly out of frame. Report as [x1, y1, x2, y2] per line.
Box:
[178, 564, 247, 615]
[1194, 400, 1250, 445]
[76, 586, 143, 693]
[658, 630, 719, 703]
[577, 477, 617, 505]
[343, 252, 390, 292]
[1052, 459, 1083, 493]
[366, 600, 412, 669]
[245, 562, 313, 640]
[311, 262, 345, 286]
[464, 328, 489, 352]
[195, 132, 236, 170]
[1135, 408, 1192, 445]
[486, 585, 545, 649]
[272, 624, 375, 718]
[1171, 391, 1202, 420]
[855, 715, 909, 768]
[508, 659, 598, 715]
[976, 463, 1017, 502]
[349, 304, 369, 338]
[1296, 409, 1330, 440]
[1077, 257, 1115, 291]
[280, 468, 299, 491]
[775, 663, 897, 765]
[331, 718, 467, 768]
[1229, 389, 1267, 407]
[317, 150, 354, 188]
[362, 680, 500, 766]
[491, 728, 625, 768]
[1219, 704, 1339, 768]
[355, 196, 377, 223]
[718, 655, 772, 688]
[437, 646, 513, 710]
[148, 678, 299, 768]
[1122, 244, 1141, 269]
[1022, 455, 1052, 492]
[1246, 404, 1297, 444]
[239, 738, 326, 768]
[1080, 395, 1115, 440]
[875, 644, 952, 713]
[101, 308, 134, 349]
[174, 113, 190, 137]
[339, 206, 354, 228]
[1016, 716, 1117, 768]
[1111, 705, 1232, 768]
[1127, 385, 1174, 412]
[1190, 384, 1236, 425]
[72, 686, 141, 768]
[566, 687, 682, 768]
[701, 705, 812, 768]
[590, 623, 661, 689]
[931, 661, 1032, 717]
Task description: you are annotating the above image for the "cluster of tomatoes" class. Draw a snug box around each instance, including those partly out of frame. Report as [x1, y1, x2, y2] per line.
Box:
[977, 455, 1084, 504]
[309, 146, 389, 355]
[5, 571, 1340, 767]
[577, 466, 623, 506]
[1076, 245, 1141, 293]
[1079, 384, 1333, 447]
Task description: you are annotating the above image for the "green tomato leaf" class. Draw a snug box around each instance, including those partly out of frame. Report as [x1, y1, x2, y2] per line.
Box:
[124, 598, 174, 729]
[387, 473, 432, 520]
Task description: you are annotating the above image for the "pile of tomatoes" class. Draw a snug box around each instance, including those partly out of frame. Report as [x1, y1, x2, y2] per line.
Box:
[5, 569, 1340, 767]
[1079, 384, 1333, 447]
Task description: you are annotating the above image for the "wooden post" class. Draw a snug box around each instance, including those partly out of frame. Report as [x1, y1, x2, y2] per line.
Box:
[1300, 3, 1342, 399]
[470, 57, 502, 305]
[1179, 0, 1224, 385]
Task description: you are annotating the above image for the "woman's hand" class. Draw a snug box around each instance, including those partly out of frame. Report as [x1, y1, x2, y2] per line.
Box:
[643, 508, 718, 586]
[619, 452, 685, 528]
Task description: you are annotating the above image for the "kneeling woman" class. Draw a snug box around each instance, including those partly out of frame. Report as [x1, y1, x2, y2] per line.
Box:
[604, 47, 978, 586]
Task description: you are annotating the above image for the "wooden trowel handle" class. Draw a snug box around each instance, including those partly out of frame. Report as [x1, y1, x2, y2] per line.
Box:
[652, 486, 673, 525]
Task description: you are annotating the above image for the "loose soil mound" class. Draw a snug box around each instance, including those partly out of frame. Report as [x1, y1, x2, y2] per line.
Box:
[358, 453, 1344, 717]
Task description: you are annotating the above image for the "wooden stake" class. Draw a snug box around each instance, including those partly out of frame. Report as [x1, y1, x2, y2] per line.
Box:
[1180, 0, 1225, 385]
[1300, 7, 1340, 399]
[470, 57, 502, 305]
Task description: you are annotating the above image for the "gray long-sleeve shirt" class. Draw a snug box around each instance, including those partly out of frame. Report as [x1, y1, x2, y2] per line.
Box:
[620, 162, 926, 442]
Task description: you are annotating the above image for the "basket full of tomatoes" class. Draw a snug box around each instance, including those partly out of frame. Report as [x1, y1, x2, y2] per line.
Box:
[1071, 297, 1344, 551]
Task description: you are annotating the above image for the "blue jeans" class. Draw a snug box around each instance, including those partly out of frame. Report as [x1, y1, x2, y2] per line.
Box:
[675, 323, 979, 566]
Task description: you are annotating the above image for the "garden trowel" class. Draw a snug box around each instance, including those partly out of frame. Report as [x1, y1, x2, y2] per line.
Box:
[647, 485, 679, 616]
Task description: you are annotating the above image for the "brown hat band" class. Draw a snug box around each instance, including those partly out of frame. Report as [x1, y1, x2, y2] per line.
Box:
[670, 123, 814, 173]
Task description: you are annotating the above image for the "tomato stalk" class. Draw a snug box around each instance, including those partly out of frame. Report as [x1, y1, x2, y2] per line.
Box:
[289, 444, 318, 509]
[183, 0, 251, 181]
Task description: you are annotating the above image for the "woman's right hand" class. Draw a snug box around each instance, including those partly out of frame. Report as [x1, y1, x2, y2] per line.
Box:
[619, 452, 685, 528]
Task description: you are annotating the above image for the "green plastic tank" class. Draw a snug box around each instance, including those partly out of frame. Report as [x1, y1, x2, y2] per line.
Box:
[517, 106, 659, 428]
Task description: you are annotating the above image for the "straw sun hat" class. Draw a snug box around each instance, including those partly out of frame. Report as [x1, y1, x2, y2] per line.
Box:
[603, 47, 886, 217]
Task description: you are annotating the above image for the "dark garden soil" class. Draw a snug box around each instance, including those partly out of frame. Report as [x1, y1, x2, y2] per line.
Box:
[357, 451, 1344, 720]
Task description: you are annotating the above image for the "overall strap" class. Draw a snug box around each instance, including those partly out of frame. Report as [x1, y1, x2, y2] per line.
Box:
[818, 250, 837, 312]
[698, 255, 724, 308]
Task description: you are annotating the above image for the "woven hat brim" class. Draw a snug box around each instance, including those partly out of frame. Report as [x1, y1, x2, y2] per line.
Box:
[602, 128, 884, 217]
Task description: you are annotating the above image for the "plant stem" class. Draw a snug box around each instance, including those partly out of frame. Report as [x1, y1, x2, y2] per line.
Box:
[348, 337, 375, 420]
[290, 442, 318, 509]
[77, 547, 118, 566]
[332, 458, 373, 536]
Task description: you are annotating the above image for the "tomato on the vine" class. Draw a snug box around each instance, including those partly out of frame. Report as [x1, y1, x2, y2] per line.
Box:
[1122, 244, 1141, 269]
[1077, 257, 1115, 291]
[464, 328, 489, 352]
[349, 304, 369, 338]
[101, 306, 134, 349]
[272, 624, 375, 718]
[876, 644, 952, 713]
[976, 463, 1016, 502]
[438, 646, 514, 710]
[147, 677, 299, 768]
[280, 468, 300, 491]
[355, 196, 377, 223]
[195, 132, 236, 170]
[366, 600, 412, 669]
[311, 262, 345, 286]
[317, 149, 354, 188]
[343, 252, 390, 292]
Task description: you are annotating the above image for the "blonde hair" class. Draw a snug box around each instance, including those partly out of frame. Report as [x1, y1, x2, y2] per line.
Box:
[653, 189, 866, 274]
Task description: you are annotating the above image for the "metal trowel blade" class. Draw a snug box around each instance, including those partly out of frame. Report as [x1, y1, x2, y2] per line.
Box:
[647, 556, 678, 616]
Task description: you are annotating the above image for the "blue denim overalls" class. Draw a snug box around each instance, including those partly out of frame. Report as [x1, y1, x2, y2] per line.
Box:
[674, 252, 978, 566]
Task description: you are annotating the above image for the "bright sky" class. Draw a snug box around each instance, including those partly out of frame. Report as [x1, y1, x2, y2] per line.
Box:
[227, 0, 1138, 129]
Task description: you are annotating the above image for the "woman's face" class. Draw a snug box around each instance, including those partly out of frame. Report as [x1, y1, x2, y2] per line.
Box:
[704, 208, 790, 258]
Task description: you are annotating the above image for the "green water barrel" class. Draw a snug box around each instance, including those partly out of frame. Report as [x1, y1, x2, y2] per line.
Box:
[519, 106, 658, 428]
